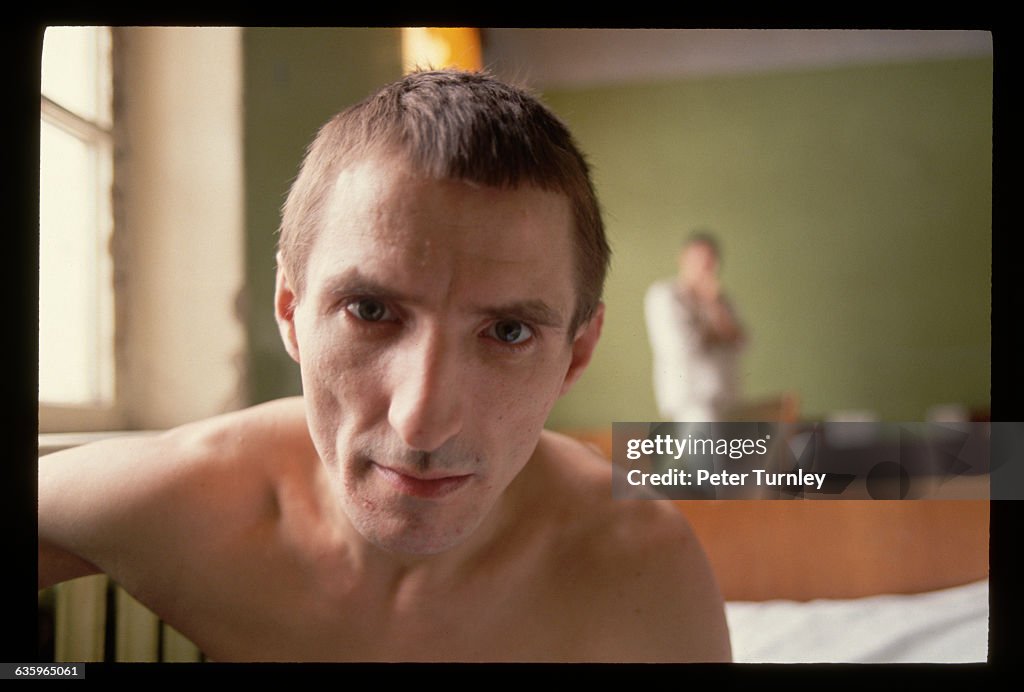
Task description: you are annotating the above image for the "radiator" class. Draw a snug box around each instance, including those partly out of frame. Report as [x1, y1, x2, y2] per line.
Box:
[39, 576, 204, 662]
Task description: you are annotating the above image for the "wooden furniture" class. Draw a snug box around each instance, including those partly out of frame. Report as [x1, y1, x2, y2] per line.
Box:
[561, 421, 989, 602]
[677, 499, 988, 602]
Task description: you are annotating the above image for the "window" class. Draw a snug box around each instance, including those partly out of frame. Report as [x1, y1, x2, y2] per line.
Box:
[39, 27, 117, 429]
[39, 27, 247, 434]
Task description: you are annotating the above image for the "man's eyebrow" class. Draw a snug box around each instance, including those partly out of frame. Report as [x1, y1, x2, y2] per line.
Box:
[476, 300, 566, 329]
[321, 269, 415, 303]
[319, 268, 566, 328]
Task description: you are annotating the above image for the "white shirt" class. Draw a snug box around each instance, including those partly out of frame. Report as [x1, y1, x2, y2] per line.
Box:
[644, 279, 743, 421]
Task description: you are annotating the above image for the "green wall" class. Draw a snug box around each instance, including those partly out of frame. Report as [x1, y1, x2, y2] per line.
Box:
[544, 58, 992, 427]
[243, 38, 991, 426]
[244, 28, 403, 404]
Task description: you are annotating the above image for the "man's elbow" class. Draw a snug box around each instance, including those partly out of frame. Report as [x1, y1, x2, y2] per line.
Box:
[38, 540, 101, 590]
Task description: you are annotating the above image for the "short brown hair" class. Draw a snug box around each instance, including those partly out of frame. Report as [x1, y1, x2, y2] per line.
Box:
[278, 69, 609, 334]
[683, 230, 721, 261]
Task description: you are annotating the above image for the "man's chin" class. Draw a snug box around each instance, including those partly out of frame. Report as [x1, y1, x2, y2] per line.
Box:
[358, 524, 474, 557]
[342, 503, 485, 557]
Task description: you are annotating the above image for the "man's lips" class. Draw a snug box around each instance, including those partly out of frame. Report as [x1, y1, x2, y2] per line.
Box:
[371, 462, 473, 499]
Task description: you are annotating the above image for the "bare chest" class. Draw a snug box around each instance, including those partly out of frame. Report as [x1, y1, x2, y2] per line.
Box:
[170, 555, 593, 662]
[140, 461, 610, 661]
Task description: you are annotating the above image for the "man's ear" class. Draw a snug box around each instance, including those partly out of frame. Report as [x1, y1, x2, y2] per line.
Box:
[274, 255, 301, 364]
[559, 302, 604, 397]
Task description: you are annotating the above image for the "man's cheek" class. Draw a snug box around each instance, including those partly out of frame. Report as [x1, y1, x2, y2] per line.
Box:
[518, 361, 569, 410]
[302, 338, 376, 394]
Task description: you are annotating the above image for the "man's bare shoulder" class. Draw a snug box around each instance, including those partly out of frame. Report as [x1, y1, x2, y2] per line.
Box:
[528, 431, 731, 662]
[530, 429, 700, 540]
[171, 397, 317, 479]
[38, 397, 317, 590]
[65, 397, 314, 509]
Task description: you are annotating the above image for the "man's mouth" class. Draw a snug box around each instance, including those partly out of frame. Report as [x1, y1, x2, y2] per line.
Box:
[370, 462, 473, 499]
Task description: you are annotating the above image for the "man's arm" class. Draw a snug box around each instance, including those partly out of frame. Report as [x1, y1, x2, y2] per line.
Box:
[38, 539, 101, 588]
[701, 294, 746, 347]
[644, 281, 699, 360]
[38, 429, 213, 590]
[644, 281, 703, 419]
[37, 398, 308, 592]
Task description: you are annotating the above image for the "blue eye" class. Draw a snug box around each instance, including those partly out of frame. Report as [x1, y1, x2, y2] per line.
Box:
[490, 320, 533, 345]
[347, 299, 393, 322]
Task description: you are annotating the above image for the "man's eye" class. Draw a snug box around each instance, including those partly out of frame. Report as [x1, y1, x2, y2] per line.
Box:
[346, 299, 393, 322]
[490, 320, 533, 345]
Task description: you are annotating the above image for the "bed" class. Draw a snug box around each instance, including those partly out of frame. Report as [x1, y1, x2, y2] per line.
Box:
[681, 500, 989, 663]
[725, 578, 988, 663]
[566, 427, 990, 663]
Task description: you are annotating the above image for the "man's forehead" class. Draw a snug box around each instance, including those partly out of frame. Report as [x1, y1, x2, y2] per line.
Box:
[322, 155, 573, 253]
[327, 154, 565, 213]
[310, 155, 578, 316]
[683, 241, 717, 260]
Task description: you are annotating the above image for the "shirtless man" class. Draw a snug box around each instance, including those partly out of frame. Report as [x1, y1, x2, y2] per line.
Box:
[38, 70, 730, 662]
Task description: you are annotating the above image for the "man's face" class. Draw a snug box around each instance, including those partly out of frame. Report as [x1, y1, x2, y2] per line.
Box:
[276, 154, 600, 556]
[680, 242, 719, 282]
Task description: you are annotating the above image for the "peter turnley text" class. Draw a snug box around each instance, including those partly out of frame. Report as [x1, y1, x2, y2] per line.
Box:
[626, 468, 828, 490]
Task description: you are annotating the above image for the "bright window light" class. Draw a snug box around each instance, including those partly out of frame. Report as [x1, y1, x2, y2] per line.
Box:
[39, 26, 114, 407]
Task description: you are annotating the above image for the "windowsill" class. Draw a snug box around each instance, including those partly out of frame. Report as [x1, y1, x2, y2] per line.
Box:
[38, 429, 160, 456]
[38, 403, 128, 436]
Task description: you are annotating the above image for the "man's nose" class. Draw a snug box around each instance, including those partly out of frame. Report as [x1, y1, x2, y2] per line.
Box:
[387, 330, 465, 453]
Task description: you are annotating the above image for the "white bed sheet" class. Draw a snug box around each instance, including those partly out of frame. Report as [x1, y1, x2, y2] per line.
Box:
[725, 579, 988, 663]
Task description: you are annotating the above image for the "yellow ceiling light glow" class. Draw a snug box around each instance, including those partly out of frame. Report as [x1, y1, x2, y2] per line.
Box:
[401, 28, 482, 73]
